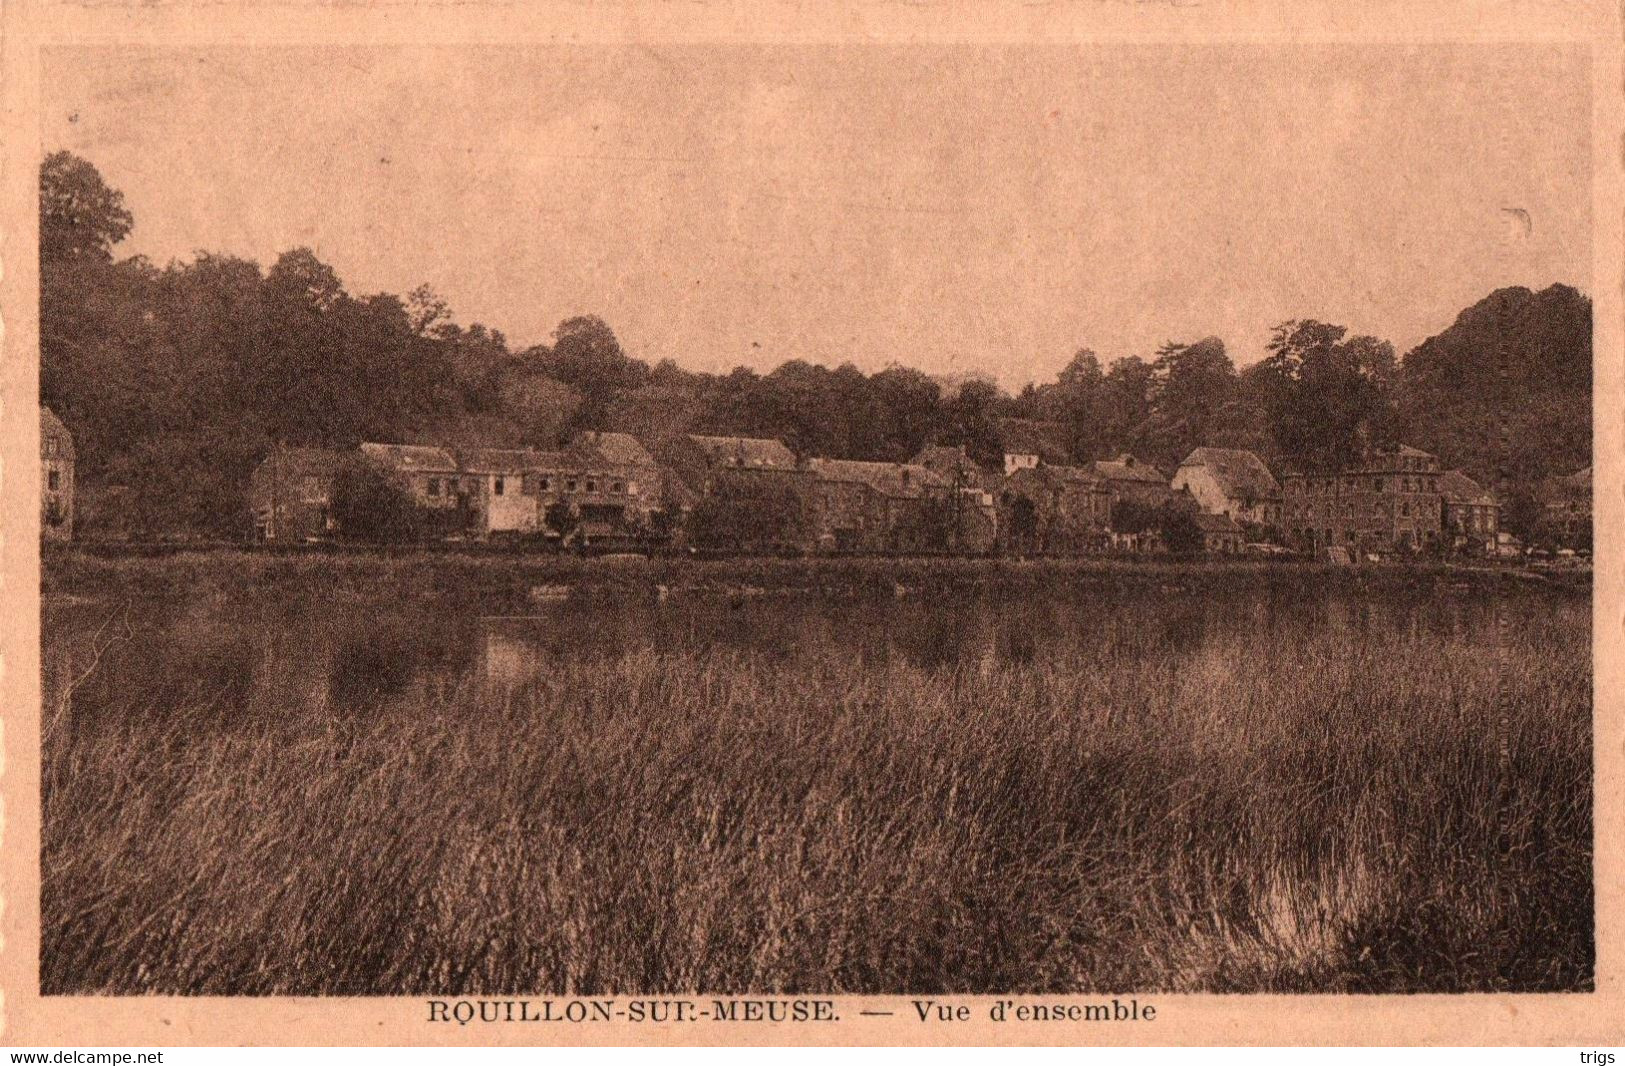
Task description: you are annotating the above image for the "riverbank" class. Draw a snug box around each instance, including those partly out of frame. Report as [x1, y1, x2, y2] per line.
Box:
[41, 545, 1587, 610]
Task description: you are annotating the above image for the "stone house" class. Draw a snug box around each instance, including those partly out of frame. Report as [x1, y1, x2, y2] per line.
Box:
[1092, 454, 1175, 508]
[1281, 445, 1445, 555]
[686, 434, 798, 474]
[1000, 464, 1111, 554]
[459, 447, 550, 536]
[1438, 470, 1500, 553]
[565, 431, 662, 529]
[352, 434, 672, 543]
[1170, 447, 1283, 530]
[912, 445, 1000, 552]
[803, 458, 953, 552]
[249, 446, 348, 543]
[41, 405, 75, 540]
[360, 442, 465, 507]
[358, 442, 477, 536]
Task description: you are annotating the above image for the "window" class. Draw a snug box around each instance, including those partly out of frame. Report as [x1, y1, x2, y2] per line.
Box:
[567, 479, 578, 492]
[541, 478, 552, 491]
[1428, 478, 1437, 492]
[587, 480, 598, 492]
[612, 481, 625, 493]
[1373, 477, 1382, 492]
[495, 477, 505, 496]
[427, 478, 441, 496]
[627, 481, 639, 495]
[47, 469, 59, 491]
[1401, 502, 1410, 517]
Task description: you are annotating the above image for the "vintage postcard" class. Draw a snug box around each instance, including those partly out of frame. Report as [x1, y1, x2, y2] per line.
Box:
[1, 0, 1621, 1048]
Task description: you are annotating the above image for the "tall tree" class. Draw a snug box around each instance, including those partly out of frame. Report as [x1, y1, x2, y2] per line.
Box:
[541, 315, 645, 431]
[939, 379, 1004, 468]
[40, 150, 133, 265]
[1138, 336, 1238, 467]
[1256, 320, 1396, 471]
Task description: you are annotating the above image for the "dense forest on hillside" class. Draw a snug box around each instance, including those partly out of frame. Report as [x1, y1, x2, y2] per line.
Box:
[40, 151, 1592, 539]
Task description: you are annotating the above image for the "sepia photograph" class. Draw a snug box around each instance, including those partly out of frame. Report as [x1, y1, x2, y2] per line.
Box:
[10, 19, 1613, 1042]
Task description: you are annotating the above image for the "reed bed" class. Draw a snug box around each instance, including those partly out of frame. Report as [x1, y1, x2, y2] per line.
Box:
[40, 570, 1591, 994]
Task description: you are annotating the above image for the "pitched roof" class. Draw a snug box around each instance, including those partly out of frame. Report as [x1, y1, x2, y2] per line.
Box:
[805, 458, 945, 498]
[687, 434, 797, 469]
[458, 447, 556, 473]
[912, 444, 998, 487]
[360, 442, 459, 471]
[996, 418, 1070, 464]
[1193, 512, 1243, 534]
[1438, 469, 1498, 507]
[1178, 447, 1281, 500]
[570, 431, 654, 467]
[1092, 454, 1166, 484]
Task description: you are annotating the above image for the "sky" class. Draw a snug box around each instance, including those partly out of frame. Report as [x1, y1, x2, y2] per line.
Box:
[43, 44, 1591, 388]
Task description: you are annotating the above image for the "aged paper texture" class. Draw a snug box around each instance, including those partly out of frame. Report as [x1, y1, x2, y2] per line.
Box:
[2, 0, 1622, 1047]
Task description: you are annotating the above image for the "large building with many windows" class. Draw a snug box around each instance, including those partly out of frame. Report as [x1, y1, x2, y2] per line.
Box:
[1282, 445, 1445, 555]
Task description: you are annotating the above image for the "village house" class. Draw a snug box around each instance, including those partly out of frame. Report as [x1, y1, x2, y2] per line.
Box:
[358, 442, 476, 536]
[685, 434, 798, 474]
[1000, 464, 1111, 554]
[1170, 447, 1283, 530]
[1193, 512, 1245, 554]
[689, 462, 818, 552]
[354, 434, 666, 542]
[802, 458, 954, 553]
[248, 446, 347, 543]
[1438, 470, 1500, 554]
[361, 442, 465, 508]
[912, 444, 1000, 552]
[1092, 454, 1175, 508]
[647, 433, 809, 550]
[458, 447, 550, 537]
[41, 405, 75, 540]
[567, 431, 662, 526]
[1281, 445, 1445, 555]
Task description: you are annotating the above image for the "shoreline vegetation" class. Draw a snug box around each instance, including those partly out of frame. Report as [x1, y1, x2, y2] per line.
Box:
[41, 554, 1593, 995]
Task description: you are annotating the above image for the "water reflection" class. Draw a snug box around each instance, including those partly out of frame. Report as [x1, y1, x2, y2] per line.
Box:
[44, 581, 1549, 724]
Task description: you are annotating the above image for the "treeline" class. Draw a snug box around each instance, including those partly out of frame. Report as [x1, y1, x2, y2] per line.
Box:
[41, 151, 1592, 539]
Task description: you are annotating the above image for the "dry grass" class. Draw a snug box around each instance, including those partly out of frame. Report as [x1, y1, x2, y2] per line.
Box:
[40, 564, 1592, 994]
